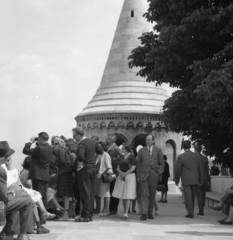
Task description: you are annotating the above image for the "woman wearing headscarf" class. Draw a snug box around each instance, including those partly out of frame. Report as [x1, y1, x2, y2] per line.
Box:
[53, 137, 73, 220]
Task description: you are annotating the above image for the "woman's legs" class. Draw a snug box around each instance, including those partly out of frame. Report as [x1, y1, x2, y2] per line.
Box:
[125, 200, 131, 215]
[159, 192, 164, 201]
[50, 196, 64, 210]
[122, 200, 126, 214]
[225, 206, 233, 222]
[104, 197, 110, 214]
[36, 199, 56, 219]
[61, 196, 70, 219]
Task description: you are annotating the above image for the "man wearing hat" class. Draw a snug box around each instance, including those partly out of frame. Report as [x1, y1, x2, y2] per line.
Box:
[0, 141, 33, 240]
[23, 132, 52, 211]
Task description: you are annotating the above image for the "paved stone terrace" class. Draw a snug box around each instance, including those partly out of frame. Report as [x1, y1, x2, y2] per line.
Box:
[33, 194, 233, 240]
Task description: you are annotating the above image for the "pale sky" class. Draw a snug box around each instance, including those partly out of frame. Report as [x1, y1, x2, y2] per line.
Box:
[0, 0, 175, 169]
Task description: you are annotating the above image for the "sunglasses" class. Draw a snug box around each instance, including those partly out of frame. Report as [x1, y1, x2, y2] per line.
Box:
[54, 143, 59, 145]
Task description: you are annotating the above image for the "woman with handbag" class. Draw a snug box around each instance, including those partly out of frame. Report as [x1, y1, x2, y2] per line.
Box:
[97, 142, 113, 217]
[158, 155, 170, 203]
[112, 143, 137, 219]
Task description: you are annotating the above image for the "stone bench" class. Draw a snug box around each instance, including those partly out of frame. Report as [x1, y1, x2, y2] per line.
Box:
[205, 192, 222, 207]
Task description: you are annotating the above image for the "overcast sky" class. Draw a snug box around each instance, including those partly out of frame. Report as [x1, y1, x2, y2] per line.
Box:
[0, 0, 175, 169]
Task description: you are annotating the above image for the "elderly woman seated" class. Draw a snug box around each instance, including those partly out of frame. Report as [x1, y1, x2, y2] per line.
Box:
[210, 184, 233, 224]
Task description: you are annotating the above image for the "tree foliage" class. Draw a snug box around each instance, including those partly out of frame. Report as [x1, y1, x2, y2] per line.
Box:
[129, 0, 233, 164]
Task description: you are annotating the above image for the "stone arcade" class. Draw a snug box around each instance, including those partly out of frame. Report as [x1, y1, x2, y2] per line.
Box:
[75, 0, 182, 181]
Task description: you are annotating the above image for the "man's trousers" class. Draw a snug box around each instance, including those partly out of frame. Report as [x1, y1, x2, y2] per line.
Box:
[140, 172, 159, 215]
[4, 196, 33, 235]
[77, 167, 95, 219]
[183, 184, 203, 216]
[109, 179, 119, 213]
[32, 180, 48, 209]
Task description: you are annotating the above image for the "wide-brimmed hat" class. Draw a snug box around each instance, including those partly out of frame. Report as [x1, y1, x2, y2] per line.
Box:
[0, 141, 15, 158]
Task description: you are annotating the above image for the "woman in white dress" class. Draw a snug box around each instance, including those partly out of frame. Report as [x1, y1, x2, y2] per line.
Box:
[4, 157, 55, 220]
[97, 142, 113, 217]
[112, 143, 137, 219]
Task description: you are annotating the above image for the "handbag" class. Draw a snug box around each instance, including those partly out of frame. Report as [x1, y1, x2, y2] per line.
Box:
[157, 179, 166, 192]
[101, 168, 113, 183]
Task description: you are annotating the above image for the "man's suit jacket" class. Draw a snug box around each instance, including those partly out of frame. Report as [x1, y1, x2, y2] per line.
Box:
[175, 150, 203, 186]
[137, 146, 164, 181]
[23, 142, 52, 182]
[75, 138, 97, 168]
[107, 143, 121, 174]
[197, 152, 209, 180]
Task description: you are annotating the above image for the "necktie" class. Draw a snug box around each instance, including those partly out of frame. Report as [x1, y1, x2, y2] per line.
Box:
[148, 147, 151, 156]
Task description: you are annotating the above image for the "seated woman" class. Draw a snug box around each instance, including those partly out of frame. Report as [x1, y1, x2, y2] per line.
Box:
[219, 195, 233, 224]
[112, 143, 137, 219]
[210, 186, 233, 214]
[19, 156, 64, 220]
[4, 157, 55, 235]
[97, 142, 113, 217]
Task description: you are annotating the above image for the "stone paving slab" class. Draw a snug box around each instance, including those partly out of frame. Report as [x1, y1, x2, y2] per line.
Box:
[31, 193, 233, 240]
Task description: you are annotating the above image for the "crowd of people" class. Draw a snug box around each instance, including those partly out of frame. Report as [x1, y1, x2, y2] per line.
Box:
[0, 129, 232, 239]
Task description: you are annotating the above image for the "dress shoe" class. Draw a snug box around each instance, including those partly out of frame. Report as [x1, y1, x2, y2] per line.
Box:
[148, 214, 154, 219]
[158, 200, 163, 203]
[162, 200, 167, 203]
[110, 211, 117, 215]
[185, 214, 194, 218]
[140, 214, 147, 221]
[219, 220, 232, 225]
[75, 217, 89, 222]
[197, 212, 204, 216]
[37, 226, 50, 234]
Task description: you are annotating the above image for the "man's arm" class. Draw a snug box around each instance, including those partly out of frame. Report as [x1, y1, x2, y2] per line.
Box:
[174, 156, 182, 185]
[157, 148, 165, 174]
[198, 156, 203, 185]
[23, 143, 40, 156]
[111, 147, 121, 164]
[136, 149, 142, 180]
[0, 167, 8, 202]
[75, 143, 85, 170]
[205, 157, 210, 178]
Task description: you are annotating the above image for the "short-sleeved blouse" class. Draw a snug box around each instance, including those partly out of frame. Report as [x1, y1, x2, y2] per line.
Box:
[118, 153, 136, 172]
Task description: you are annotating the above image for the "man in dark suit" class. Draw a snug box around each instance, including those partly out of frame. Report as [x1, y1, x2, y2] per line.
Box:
[106, 134, 121, 215]
[73, 127, 98, 222]
[23, 132, 52, 210]
[0, 141, 33, 240]
[137, 134, 164, 221]
[194, 144, 209, 209]
[175, 140, 203, 218]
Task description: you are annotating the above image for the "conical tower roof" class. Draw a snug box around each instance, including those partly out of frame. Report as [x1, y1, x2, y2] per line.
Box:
[76, 0, 168, 118]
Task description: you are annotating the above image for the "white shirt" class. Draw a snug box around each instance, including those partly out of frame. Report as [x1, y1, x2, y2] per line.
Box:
[1, 164, 19, 188]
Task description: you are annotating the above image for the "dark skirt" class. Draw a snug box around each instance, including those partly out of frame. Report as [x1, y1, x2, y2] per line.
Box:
[57, 172, 73, 197]
[161, 177, 169, 192]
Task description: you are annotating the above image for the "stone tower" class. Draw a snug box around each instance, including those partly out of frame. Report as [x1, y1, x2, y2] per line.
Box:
[75, 0, 182, 180]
